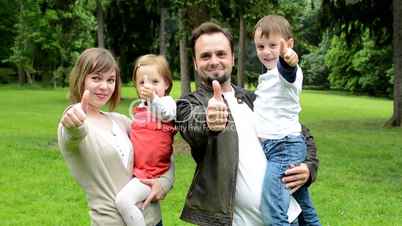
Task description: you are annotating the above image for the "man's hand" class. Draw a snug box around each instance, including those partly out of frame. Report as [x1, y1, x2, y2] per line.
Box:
[140, 178, 165, 209]
[282, 163, 310, 194]
[207, 80, 228, 132]
[61, 90, 89, 128]
[280, 39, 299, 67]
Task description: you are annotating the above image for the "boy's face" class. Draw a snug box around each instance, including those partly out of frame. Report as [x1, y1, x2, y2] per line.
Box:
[254, 28, 290, 70]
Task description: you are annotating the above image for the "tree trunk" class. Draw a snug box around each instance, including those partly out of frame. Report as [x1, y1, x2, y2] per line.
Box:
[96, 0, 105, 48]
[237, 15, 245, 87]
[17, 66, 25, 85]
[179, 9, 191, 96]
[25, 70, 33, 85]
[385, 0, 402, 127]
[159, 0, 168, 56]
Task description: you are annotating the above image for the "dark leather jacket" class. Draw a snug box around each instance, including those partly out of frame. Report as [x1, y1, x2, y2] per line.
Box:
[176, 83, 319, 226]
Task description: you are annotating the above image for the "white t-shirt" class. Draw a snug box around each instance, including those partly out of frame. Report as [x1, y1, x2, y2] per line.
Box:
[223, 89, 301, 225]
[254, 67, 303, 139]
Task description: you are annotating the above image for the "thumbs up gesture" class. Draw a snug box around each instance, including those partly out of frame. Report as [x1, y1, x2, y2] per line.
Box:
[207, 80, 228, 132]
[61, 90, 90, 129]
[280, 39, 299, 67]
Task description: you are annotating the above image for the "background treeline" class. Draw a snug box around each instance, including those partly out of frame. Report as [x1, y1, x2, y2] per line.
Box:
[0, 0, 397, 98]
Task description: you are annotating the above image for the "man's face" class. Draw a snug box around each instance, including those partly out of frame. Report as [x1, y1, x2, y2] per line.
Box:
[193, 32, 234, 86]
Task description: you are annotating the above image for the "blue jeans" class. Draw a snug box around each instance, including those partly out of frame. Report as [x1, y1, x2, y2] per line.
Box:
[261, 135, 321, 226]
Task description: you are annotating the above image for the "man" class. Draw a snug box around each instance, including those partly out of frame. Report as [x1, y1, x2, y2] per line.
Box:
[176, 22, 319, 226]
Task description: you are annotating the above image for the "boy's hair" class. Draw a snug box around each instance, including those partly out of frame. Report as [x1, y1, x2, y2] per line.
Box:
[132, 54, 173, 95]
[69, 48, 121, 111]
[191, 22, 234, 58]
[254, 15, 293, 40]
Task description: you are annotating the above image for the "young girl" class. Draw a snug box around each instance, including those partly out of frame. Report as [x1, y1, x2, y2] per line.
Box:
[115, 54, 176, 226]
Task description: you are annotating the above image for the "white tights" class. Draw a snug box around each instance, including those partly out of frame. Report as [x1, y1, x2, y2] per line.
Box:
[115, 177, 151, 226]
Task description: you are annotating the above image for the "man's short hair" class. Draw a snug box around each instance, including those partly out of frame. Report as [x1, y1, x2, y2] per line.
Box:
[191, 22, 234, 58]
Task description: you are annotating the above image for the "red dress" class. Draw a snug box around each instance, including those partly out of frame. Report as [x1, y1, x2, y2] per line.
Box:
[130, 106, 176, 179]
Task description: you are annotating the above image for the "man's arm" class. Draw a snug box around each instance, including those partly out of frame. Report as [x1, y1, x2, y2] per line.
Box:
[302, 125, 319, 185]
[176, 95, 210, 162]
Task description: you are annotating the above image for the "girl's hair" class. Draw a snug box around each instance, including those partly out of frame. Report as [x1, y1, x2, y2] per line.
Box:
[132, 54, 173, 95]
[254, 15, 293, 40]
[69, 48, 121, 111]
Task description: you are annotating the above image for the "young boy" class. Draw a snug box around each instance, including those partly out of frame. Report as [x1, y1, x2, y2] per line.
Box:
[253, 15, 321, 226]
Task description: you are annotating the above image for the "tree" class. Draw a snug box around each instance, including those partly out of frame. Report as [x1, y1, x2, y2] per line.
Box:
[159, 0, 168, 56]
[7, 0, 96, 86]
[178, 8, 190, 96]
[320, 0, 400, 126]
[385, 0, 402, 127]
[96, 0, 105, 47]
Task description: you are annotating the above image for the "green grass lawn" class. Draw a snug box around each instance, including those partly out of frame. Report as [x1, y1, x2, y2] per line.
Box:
[0, 84, 401, 226]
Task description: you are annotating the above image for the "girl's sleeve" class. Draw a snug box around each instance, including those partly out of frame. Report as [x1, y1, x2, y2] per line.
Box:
[150, 96, 176, 121]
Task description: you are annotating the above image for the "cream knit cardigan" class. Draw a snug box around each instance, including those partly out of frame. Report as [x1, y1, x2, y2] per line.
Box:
[58, 111, 174, 226]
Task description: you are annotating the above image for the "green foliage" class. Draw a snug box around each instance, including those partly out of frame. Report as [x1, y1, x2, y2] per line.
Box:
[0, 1, 18, 66]
[7, 0, 96, 86]
[325, 29, 393, 96]
[301, 32, 330, 89]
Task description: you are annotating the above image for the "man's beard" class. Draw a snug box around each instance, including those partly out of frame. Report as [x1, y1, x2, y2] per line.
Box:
[201, 72, 231, 86]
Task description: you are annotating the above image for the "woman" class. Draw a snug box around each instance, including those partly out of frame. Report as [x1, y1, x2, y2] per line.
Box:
[57, 48, 173, 226]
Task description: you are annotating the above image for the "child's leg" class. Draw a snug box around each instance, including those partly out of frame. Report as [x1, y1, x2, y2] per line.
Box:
[115, 177, 151, 226]
[261, 138, 292, 226]
[293, 186, 321, 226]
[285, 135, 321, 226]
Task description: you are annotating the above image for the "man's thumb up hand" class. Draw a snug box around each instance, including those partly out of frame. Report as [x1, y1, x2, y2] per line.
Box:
[212, 80, 223, 102]
[207, 80, 228, 132]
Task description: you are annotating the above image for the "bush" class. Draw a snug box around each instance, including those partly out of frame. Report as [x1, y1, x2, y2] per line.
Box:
[325, 30, 393, 96]
[0, 67, 16, 84]
[300, 32, 330, 89]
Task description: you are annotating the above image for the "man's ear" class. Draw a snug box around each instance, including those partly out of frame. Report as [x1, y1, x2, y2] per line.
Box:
[287, 38, 294, 49]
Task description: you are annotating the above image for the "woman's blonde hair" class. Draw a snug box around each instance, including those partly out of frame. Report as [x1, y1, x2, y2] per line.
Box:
[69, 48, 121, 110]
[132, 54, 173, 95]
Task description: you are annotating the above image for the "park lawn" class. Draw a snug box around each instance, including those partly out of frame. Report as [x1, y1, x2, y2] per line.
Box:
[0, 84, 401, 226]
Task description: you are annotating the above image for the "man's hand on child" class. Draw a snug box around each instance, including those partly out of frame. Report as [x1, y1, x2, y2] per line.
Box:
[207, 80, 228, 132]
[280, 39, 299, 67]
[282, 163, 309, 194]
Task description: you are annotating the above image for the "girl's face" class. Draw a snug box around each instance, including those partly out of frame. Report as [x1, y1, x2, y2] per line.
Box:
[83, 68, 116, 111]
[135, 65, 169, 97]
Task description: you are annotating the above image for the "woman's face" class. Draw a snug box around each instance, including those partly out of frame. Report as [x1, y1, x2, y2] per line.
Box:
[83, 68, 116, 111]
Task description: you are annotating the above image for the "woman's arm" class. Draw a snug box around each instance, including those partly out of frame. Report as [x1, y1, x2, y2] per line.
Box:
[140, 155, 175, 208]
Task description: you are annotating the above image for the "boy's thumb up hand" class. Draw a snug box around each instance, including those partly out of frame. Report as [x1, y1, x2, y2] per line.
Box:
[280, 39, 298, 67]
